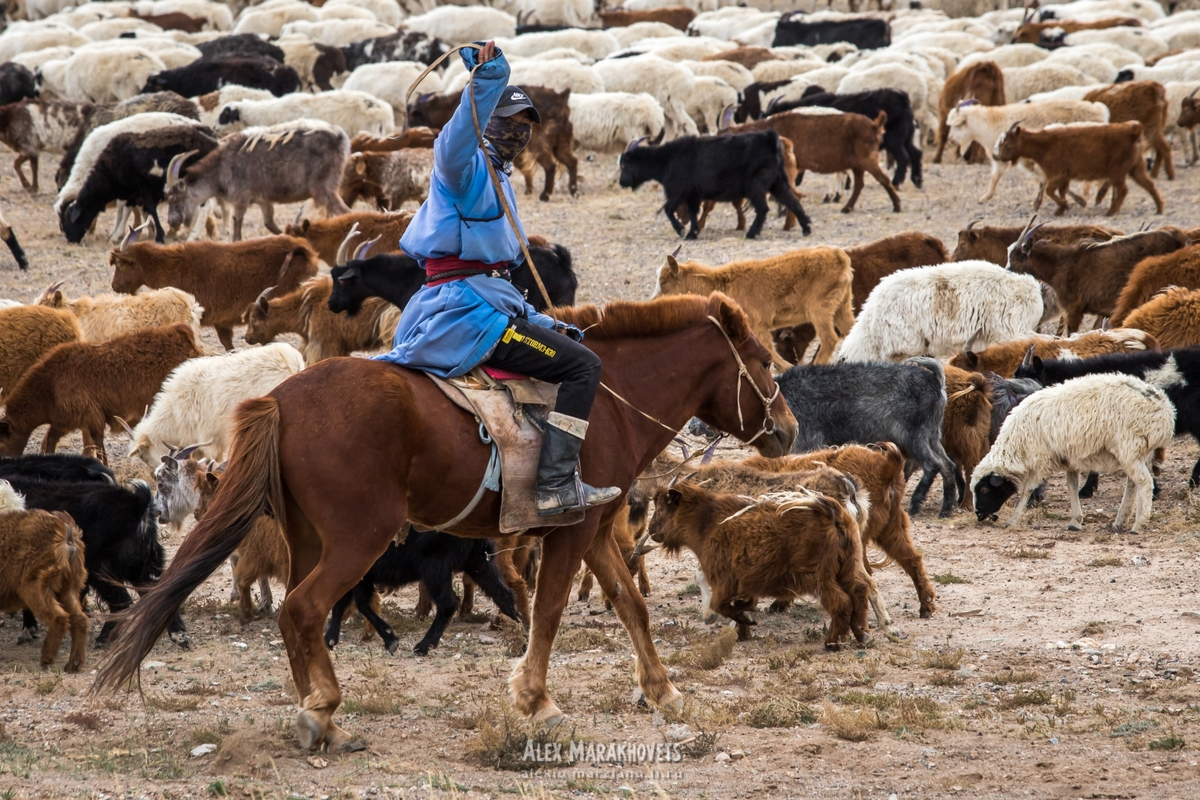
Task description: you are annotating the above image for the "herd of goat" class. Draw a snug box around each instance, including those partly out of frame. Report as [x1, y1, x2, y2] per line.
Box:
[2, 0, 1200, 675]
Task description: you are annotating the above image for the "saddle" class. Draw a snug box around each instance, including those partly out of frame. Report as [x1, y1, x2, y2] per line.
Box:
[428, 366, 586, 533]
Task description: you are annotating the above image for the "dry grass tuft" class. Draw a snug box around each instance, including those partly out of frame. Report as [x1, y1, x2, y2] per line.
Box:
[1008, 547, 1050, 560]
[999, 689, 1051, 709]
[146, 694, 201, 712]
[987, 669, 1039, 686]
[1087, 556, 1123, 568]
[820, 700, 883, 742]
[555, 626, 620, 653]
[922, 647, 965, 670]
[468, 705, 575, 771]
[930, 672, 965, 687]
[742, 698, 817, 728]
[63, 712, 103, 732]
[679, 627, 738, 670]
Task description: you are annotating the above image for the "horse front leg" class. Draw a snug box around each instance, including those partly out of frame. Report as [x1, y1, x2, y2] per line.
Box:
[583, 521, 682, 713]
[510, 523, 594, 726]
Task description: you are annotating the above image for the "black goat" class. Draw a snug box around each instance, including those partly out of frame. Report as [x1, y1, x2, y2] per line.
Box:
[0, 63, 37, 105]
[328, 243, 577, 316]
[1016, 348, 1200, 486]
[770, 87, 923, 188]
[0, 453, 114, 485]
[341, 31, 448, 71]
[773, 13, 890, 49]
[618, 128, 811, 239]
[4, 477, 188, 648]
[732, 79, 791, 124]
[142, 57, 301, 98]
[323, 530, 519, 655]
[195, 34, 286, 63]
[775, 357, 958, 516]
[59, 125, 219, 244]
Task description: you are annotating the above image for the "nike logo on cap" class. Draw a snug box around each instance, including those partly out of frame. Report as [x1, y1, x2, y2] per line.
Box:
[511, 92, 525, 100]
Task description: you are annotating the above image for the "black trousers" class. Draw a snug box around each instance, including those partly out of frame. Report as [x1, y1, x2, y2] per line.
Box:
[484, 316, 602, 420]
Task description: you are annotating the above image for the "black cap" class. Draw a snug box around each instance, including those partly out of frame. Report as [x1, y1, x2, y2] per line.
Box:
[493, 85, 540, 125]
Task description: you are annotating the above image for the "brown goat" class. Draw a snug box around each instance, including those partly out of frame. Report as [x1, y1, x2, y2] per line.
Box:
[350, 127, 438, 153]
[0, 305, 81, 403]
[0, 484, 88, 671]
[1084, 81, 1174, 180]
[774, 231, 948, 363]
[934, 62, 1006, 164]
[940, 365, 992, 511]
[949, 328, 1160, 377]
[701, 46, 781, 70]
[341, 148, 433, 211]
[130, 10, 207, 32]
[1123, 286, 1200, 348]
[653, 248, 854, 367]
[1006, 222, 1190, 332]
[243, 274, 400, 363]
[950, 219, 1122, 264]
[1111, 243, 1200, 325]
[109, 234, 319, 350]
[0, 323, 202, 462]
[746, 443, 936, 618]
[285, 210, 410, 265]
[599, 7, 697, 31]
[1013, 16, 1142, 45]
[512, 86, 578, 202]
[994, 121, 1164, 216]
[726, 110, 901, 213]
[649, 481, 870, 648]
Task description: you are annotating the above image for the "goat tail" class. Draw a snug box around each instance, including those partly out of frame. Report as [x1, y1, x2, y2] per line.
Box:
[92, 396, 284, 696]
[903, 356, 946, 388]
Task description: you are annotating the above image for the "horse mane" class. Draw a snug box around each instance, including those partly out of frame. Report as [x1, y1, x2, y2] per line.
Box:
[550, 293, 757, 346]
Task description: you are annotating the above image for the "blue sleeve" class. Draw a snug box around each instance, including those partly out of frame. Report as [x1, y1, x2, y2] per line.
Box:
[433, 45, 511, 195]
[526, 308, 557, 330]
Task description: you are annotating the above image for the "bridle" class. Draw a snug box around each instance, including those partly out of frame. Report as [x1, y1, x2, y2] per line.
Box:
[602, 315, 781, 447]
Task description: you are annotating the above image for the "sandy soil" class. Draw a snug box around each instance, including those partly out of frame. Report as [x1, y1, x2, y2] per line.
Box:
[1, 144, 1200, 800]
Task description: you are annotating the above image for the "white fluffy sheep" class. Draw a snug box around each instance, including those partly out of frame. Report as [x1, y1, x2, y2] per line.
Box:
[508, 0, 594, 29]
[133, 0, 235, 30]
[760, 67, 851, 110]
[0, 25, 89, 63]
[403, 6, 516, 45]
[680, 58, 754, 92]
[614, 36, 732, 62]
[838, 63, 937, 135]
[216, 90, 395, 137]
[971, 373, 1174, 532]
[279, 18, 394, 46]
[750, 59, 826, 84]
[836, 261, 1044, 363]
[893, 31, 994, 57]
[1048, 0, 1164, 23]
[595, 54, 698, 139]
[687, 8, 778, 41]
[10, 46, 76, 72]
[322, 0, 404, 27]
[232, 2, 320, 37]
[686, 75, 737, 134]
[57, 46, 168, 103]
[1116, 61, 1200, 84]
[77, 36, 203, 70]
[607, 21, 683, 48]
[128, 342, 306, 467]
[1002, 61, 1098, 103]
[195, 85, 275, 127]
[1063, 28, 1169, 59]
[1044, 49, 1119, 83]
[343, 61, 442, 122]
[497, 29, 620, 61]
[959, 43, 1049, 70]
[567, 91, 664, 152]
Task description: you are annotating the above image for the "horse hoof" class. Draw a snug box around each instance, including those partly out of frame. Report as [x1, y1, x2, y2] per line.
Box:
[336, 738, 368, 753]
[920, 609, 933, 619]
[296, 711, 324, 751]
[530, 703, 564, 729]
[658, 686, 684, 714]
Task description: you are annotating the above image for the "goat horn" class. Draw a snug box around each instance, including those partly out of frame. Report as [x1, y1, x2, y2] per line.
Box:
[1017, 213, 1038, 246]
[113, 416, 135, 438]
[138, 216, 156, 241]
[120, 224, 138, 252]
[335, 222, 361, 267]
[630, 526, 657, 558]
[166, 149, 198, 190]
[43, 279, 66, 296]
[965, 218, 982, 233]
[1020, 344, 1036, 369]
[292, 205, 306, 227]
[964, 327, 985, 353]
[650, 127, 665, 145]
[1101, 317, 1112, 330]
[670, 244, 682, 259]
[352, 235, 381, 261]
[255, 285, 275, 314]
[275, 252, 294, 281]
[173, 439, 214, 462]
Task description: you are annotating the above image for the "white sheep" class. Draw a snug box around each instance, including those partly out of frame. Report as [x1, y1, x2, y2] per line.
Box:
[127, 342, 307, 468]
[343, 61, 442, 122]
[1044, 48, 1119, 83]
[133, 0, 236, 31]
[595, 55, 697, 139]
[37, 285, 203, 343]
[1116, 61, 1200, 84]
[836, 261, 1044, 363]
[1063, 28, 1169, 59]
[279, 18, 394, 46]
[759, 67, 852, 110]
[10, 46, 75, 73]
[607, 21, 683, 49]
[1002, 61, 1097, 103]
[971, 373, 1174, 533]
[322, 0, 404, 27]
[55, 112, 205, 216]
[687, 8, 778, 41]
[216, 90, 395, 137]
[317, 5, 377, 21]
[686, 75, 737, 134]
[838, 63, 938, 136]
[750, 59, 826, 84]
[960, 43, 1049, 70]
[893, 31, 994, 57]
[0, 25, 89, 63]
[1047, 0, 1164, 23]
[403, 6, 516, 45]
[232, 2, 320, 37]
[1056, 41, 1144, 69]
[614, 36, 732, 62]
[195, 85, 275, 127]
[76, 37, 203, 70]
[508, 0, 594, 29]
[59, 47, 168, 103]
[496, 29, 619, 61]
[78, 18, 162, 40]
[945, 98, 1110, 202]
[567, 91, 664, 152]
[680, 58, 754, 91]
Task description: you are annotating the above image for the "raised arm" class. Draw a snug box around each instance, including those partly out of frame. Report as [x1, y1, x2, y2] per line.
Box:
[433, 41, 511, 194]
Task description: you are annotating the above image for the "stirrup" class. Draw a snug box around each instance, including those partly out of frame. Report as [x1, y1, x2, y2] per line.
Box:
[536, 471, 621, 517]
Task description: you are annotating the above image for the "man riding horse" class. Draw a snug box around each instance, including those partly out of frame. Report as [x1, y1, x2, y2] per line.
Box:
[377, 40, 620, 517]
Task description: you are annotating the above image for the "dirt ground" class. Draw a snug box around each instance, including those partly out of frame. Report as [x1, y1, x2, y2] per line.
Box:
[2, 143, 1200, 800]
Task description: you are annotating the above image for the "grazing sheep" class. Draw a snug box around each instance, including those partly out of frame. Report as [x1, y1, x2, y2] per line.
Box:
[972, 373, 1174, 532]
[36, 284, 202, 343]
[0, 99, 96, 194]
[836, 261, 1044, 363]
[402, 7, 517, 45]
[594, 55, 698, 139]
[215, 90, 394, 138]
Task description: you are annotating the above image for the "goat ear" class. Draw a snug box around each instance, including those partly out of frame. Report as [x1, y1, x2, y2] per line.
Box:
[203, 471, 220, 491]
[964, 352, 979, 369]
[666, 488, 682, 504]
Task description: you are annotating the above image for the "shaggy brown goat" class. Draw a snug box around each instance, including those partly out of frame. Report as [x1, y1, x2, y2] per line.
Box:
[949, 328, 1160, 377]
[243, 274, 400, 364]
[1111, 243, 1200, 325]
[0, 305, 81, 402]
[654, 247, 853, 367]
[37, 284, 202, 342]
[109, 233, 319, 350]
[1123, 286, 1200, 348]
[939, 365, 992, 511]
[350, 127, 438, 153]
[513, 86, 579, 202]
[0, 482, 88, 671]
[285, 210, 410, 265]
[950, 219, 1122, 264]
[0, 323, 202, 462]
[774, 231, 948, 363]
[725, 110, 901, 213]
[1013, 15, 1142, 44]
[341, 148, 433, 211]
[994, 121, 1164, 216]
[1006, 220, 1189, 332]
[649, 481, 870, 648]
[934, 62, 1006, 164]
[599, 7, 697, 31]
[1084, 81, 1174, 180]
[745, 443, 937, 618]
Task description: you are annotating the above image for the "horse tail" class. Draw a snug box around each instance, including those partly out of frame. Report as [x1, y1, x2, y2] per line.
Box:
[93, 397, 284, 695]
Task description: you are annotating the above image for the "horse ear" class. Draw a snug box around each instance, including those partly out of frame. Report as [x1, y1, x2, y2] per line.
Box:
[663, 254, 680, 275]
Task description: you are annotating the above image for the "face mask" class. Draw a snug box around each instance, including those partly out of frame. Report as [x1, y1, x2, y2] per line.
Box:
[484, 115, 531, 164]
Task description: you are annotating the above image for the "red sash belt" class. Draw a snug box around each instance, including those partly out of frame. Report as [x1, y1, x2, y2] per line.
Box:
[425, 255, 509, 287]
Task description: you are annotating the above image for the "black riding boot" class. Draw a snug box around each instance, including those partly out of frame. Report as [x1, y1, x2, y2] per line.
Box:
[535, 412, 621, 516]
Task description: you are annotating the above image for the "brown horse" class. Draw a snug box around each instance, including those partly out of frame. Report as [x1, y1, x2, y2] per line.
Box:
[93, 293, 797, 751]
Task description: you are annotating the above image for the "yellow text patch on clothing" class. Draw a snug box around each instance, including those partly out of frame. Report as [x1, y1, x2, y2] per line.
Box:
[501, 326, 557, 358]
